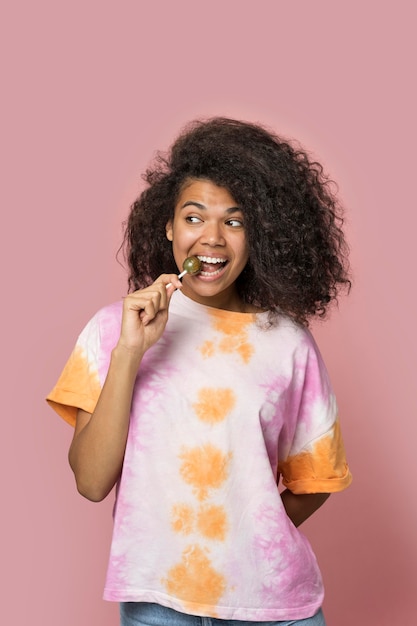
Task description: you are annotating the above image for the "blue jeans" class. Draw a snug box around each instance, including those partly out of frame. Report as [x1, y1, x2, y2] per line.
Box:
[120, 602, 326, 626]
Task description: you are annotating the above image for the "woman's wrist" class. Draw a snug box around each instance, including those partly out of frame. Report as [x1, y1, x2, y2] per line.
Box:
[111, 342, 144, 372]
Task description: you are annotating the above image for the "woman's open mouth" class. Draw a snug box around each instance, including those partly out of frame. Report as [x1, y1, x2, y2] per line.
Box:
[197, 255, 228, 277]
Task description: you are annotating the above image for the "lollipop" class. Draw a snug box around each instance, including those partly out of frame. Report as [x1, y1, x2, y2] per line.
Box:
[166, 256, 201, 288]
[178, 256, 201, 278]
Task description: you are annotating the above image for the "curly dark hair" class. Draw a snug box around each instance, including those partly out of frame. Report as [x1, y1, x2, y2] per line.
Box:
[122, 117, 350, 325]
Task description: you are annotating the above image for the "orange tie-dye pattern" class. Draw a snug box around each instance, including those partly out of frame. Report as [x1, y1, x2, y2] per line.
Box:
[197, 504, 228, 541]
[198, 313, 255, 364]
[218, 335, 254, 363]
[279, 419, 353, 494]
[171, 504, 195, 535]
[236, 341, 254, 363]
[179, 444, 232, 501]
[193, 388, 236, 424]
[163, 544, 226, 612]
[166, 362, 235, 608]
[171, 503, 228, 542]
[200, 341, 215, 358]
[46, 345, 102, 426]
[212, 315, 254, 337]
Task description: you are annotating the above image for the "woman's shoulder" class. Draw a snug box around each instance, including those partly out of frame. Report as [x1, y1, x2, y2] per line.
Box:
[257, 313, 320, 356]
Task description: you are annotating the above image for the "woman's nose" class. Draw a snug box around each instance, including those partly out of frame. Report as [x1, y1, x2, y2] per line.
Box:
[200, 221, 225, 246]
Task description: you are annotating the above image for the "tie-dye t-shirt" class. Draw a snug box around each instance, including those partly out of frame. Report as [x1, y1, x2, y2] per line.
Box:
[47, 290, 352, 621]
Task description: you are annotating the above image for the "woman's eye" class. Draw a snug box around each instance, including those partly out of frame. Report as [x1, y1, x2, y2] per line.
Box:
[226, 218, 244, 228]
[185, 216, 202, 224]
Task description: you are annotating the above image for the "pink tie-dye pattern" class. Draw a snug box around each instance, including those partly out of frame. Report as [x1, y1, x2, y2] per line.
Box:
[130, 351, 178, 447]
[253, 502, 323, 609]
[296, 333, 331, 419]
[258, 375, 289, 472]
[257, 334, 331, 470]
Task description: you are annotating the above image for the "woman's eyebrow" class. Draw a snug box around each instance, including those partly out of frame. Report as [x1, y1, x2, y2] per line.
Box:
[181, 201, 241, 213]
[181, 201, 206, 210]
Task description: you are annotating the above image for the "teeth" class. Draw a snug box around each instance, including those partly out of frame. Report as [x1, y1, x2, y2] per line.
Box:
[197, 256, 227, 264]
[201, 268, 224, 277]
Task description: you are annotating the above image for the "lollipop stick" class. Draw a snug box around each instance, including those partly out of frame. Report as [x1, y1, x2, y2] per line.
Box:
[166, 270, 187, 289]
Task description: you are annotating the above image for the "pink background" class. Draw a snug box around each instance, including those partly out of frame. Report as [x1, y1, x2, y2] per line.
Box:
[2, 2, 416, 624]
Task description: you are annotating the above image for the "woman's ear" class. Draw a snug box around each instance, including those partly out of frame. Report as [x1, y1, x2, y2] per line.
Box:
[166, 221, 173, 241]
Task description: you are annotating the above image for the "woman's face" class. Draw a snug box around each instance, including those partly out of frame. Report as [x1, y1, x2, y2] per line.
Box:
[166, 179, 249, 311]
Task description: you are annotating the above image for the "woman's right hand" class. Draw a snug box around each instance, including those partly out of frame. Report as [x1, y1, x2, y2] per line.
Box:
[117, 274, 183, 357]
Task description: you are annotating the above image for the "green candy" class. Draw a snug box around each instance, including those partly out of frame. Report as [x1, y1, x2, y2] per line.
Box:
[182, 256, 201, 275]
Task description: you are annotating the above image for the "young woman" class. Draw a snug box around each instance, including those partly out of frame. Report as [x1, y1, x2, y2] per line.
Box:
[47, 117, 352, 626]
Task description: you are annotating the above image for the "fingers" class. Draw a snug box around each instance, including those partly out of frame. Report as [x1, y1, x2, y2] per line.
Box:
[124, 274, 182, 325]
[124, 287, 163, 327]
[163, 274, 183, 299]
[117, 274, 182, 354]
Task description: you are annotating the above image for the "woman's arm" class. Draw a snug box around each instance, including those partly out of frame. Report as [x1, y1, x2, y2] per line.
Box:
[68, 345, 142, 501]
[280, 489, 330, 527]
[68, 274, 182, 502]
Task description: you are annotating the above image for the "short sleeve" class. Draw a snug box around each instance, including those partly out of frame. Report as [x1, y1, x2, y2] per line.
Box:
[46, 313, 104, 427]
[278, 333, 352, 495]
